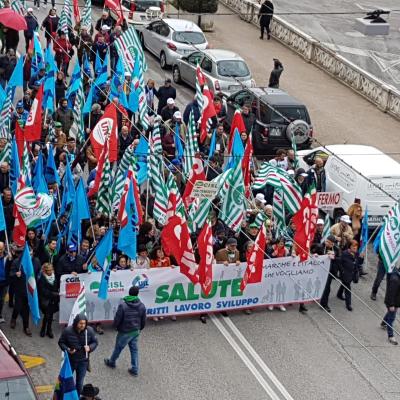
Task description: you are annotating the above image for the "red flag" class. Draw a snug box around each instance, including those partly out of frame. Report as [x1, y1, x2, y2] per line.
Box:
[242, 134, 253, 198]
[87, 140, 108, 197]
[228, 109, 246, 153]
[105, 0, 124, 24]
[182, 157, 206, 209]
[15, 122, 24, 163]
[73, 0, 81, 23]
[196, 65, 206, 86]
[90, 103, 118, 162]
[240, 223, 267, 291]
[24, 84, 43, 142]
[293, 185, 318, 261]
[161, 215, 199, 284]
[197, 220, 213, 296]
[12, 203, 26, 247]
[199, 85, 216, 143]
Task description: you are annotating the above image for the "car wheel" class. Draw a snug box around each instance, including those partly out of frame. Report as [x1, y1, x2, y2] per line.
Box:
[286, 120, 310, 145]
[173, 65, 181, 83]
[160, 51, 167, 69]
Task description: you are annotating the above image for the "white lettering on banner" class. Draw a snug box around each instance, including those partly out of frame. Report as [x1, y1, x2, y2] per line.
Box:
[25, 98, 38, 127]
[316, 192, 343, 210]
[59, 256, 330, 323]
[191, 180, 219, 199]
[92, 118, 113, 145]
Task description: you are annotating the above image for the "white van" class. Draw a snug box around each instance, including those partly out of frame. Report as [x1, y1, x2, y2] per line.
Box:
[297, 145, 400, 226]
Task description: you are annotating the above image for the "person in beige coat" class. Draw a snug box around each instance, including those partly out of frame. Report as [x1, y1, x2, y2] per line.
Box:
[330, 215, 354, 249]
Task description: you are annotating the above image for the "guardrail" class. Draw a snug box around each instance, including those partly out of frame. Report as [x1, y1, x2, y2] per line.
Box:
[220, 0, 400, 120]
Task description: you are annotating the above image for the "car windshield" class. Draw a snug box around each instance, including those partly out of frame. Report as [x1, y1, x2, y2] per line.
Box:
[217, 60, 250, 77]
[0, 377, 37, 399]
[269, 107, 308, 124]
[135, 0, 162, 11]
[172, 31, 206, 45]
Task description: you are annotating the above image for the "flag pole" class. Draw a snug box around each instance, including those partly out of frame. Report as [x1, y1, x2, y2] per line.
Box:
[4, 229, 10, 256]
[144, 180, 150, 221]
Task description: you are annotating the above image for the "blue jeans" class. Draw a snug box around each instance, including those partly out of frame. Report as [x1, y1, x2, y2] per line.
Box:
[71, 360, 88, 395]
[383, 309, 397, 338]
[109, 332, 139, 373]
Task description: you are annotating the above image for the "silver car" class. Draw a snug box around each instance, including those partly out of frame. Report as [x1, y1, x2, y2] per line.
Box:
[172, 49, 256, 95]
[140, 18, 208, 69]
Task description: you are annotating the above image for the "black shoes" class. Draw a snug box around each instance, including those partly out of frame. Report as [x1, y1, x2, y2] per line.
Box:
[128, 368, 138, 376]
[200, 315, 207, 324]
[370, 293, 377, 301]
[104, 359, 116, 369]
[321, 304, 331, 313]
[346, 306, 353, 311]
[299, 304, 308, 314]
[337, 294, 345, 301]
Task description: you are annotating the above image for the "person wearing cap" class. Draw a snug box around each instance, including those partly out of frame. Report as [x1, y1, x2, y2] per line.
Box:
[215, 237, 240, 266]
[330, 215, 354, 250]
[156, 79, 177, 114]
[12, 101, 29, 126]
[49, 121, 67, 150]
[109, 25, 123, 71]
[253, 193, 267, 213]
[56, 244, 86, 279]
[24, 8, 39, 52]
[95, 10, 116, 32]
[80, 384, 101, 400]
[294, 168, 310, 195]
[91, 34, 108, 66]
[183, 96, 201, 126]
[28, 66, 46, 90]
[160, 97, 179, 122]
[318, 235, 341, 313]
[313, 218, 325, 245]
[238, 223, 259, 254]
[94, 25, 111, 45]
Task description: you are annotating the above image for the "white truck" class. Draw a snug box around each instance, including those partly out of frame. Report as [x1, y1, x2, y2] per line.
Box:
[297, 145, 400, 226]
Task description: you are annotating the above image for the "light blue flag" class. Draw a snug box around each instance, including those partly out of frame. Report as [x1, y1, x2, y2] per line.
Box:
[44, 74, 55, 112]
[33, 152, 48, 194]
[10, 138, 20, 196]
[117, 180, 137, 259]
[53, 352, 79, 400]
[373, 224, 384, 254]
[95, 50, 107, 76]
[111, 57, 124, 98]
[175, 123, 184, 160]
[82, 85, 94, 115]
[225, 128, 244, 170]
[0, 85, 6, 106]
[43, 203, 55, 241]
[96, 229, 113, 300]
[208, 128, 217, 159]
[134, 136, 149, 185]
[7, 56, 24, 99]
[31, 33, 44, 77]
[45, 145, 60, 185]
[60, 161, 76, 215]
[66, 61, 81, 100]
[0, 194, 6, 232]
[359, 206, 369, 253]
[21, 245, 41, 325]
[83, 52, 92, 79]
[45, 45, 58, 73]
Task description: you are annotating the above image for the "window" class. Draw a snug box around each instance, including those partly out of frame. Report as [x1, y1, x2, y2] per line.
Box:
[135, 0, 163, 12]
[217, 60, 250, 77]
[201, 57, 213, 73]
[149, 21, 162, 34]
[232, 91, 254, 107]
[158, 23, 170, 37]
[172, 31, 206, 45]
[270, 107, 308, 124]
[303, 150, 329, 166]
[187, 52, 202, 65]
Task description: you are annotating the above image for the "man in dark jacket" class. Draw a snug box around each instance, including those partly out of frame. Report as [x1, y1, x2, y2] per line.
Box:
[54, 98, 74, 136]
[183, 98, 201, 126]
[156, 79, 177, 115]
[24, 9, 39, 52]
[0, 241, 10, 324]
[56, 244, 85, 278]
[104, 286, 146, 376]
[269, 58, 284, 88]
[258, 0, 274, 40]
[160, 98, 179, 122]
[382, 270, 400, 345]
[58, 314, 98, 394]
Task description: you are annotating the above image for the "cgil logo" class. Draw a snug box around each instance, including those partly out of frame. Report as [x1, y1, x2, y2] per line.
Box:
[132, 274, 149, 290]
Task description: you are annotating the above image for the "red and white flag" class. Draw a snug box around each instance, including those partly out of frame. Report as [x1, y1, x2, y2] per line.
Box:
[182, 157, 206, 209]
[196, 65, 206, 86]
[228, 109, 246, 153]
[293, 184, 318, 261]
[90, 102, 118, 162]
[240, 223, 267, 291]
[24, 84, 43, 142]
[105, 0, 124, 24]
[161, 215, 199, 284]
[87, 140, 108, 197]
[199, 85, 216, 143]
[197, 220, 213, 296]
[242, 134, 253, 198]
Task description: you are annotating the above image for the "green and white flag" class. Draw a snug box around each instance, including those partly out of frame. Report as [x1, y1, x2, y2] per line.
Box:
[70, 78, 85, 143]
[59, 0, 73, 34]
[183, 111, 199, 179]
[11, 0, 26, 15]
[68, 283, 86, 326]
[166, 172, 185, 220]
[220, 161, 245, 232]
[22, 141, 31, 183]
[379, 203, 400, 273]
[322, 213, 331, 242]
[0, 141, 11, 164]
[81, 0, 92, 28]
[96, 146, 112, 216]
[273, 188, 285, 237]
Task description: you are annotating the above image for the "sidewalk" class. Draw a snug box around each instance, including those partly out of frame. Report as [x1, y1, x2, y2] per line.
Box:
[200, 4, 400, 160]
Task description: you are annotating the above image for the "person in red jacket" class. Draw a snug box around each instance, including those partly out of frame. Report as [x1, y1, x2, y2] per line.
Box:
[53, 30, 72, 76]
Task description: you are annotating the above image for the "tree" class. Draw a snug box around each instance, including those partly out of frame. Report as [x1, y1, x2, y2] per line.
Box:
[178, 0, 218, 27]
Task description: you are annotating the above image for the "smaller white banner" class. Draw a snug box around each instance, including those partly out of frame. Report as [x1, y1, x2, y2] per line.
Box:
[316, 192, 342, 210]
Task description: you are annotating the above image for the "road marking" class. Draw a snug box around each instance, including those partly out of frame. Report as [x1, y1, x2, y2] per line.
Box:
[211, 315, 282, 400]
[35, 385, 53, 393]
[20, 354, 46, 369]
[224, 317, 294, 400]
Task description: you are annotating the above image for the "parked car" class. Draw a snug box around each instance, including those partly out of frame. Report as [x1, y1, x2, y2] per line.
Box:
[173, 49, 255, 95]
[0, 330, 39, 399]
[297, 145, 400, 225]
[121, 0, 165, 27]
[140, 18, 208, 69]
[224, 87, 313, 157]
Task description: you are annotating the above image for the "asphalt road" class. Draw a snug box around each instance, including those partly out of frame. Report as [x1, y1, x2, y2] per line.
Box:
[2, 2, 400, 400]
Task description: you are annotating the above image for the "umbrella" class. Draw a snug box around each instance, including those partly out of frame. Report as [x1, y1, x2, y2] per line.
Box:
[0, 8, 27, 31]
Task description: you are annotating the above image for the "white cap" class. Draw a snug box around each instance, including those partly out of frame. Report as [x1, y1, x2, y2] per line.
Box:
[255, 193, 266, 204]
[340, 215, 351, 224]
[101, 25, 110, 31]
[167, 98, 175, 105]
[173, 111, 182, 120]
[300, 172, 308, 177]
[317, 218, 324, 225]
[27, 7, 33, 12]
[287, 169, 295, 175]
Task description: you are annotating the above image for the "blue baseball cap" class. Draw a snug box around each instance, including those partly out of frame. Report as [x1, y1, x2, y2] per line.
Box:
[68, 244, 77, 252]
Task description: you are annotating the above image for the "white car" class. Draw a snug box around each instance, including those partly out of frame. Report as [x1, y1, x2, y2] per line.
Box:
[121, 0, 165, 27]
[297, 144, 400, 226]
[172, 49, 255, 95]
[140, 18, 208, 69]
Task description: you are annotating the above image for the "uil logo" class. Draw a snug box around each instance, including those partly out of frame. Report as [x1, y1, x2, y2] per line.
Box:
[132, 274, 149, 290]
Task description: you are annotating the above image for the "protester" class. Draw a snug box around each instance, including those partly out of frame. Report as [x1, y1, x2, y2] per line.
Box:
[331, 215, 354, 250]
[258, 0, 274, 40]
[58, 314, 98, 394]
[0, 242, 9, 324]
[104, 286, 146, 376]
[268, 59, 284, 88]
[156, 78, 176, 114]
[381, 268, 400, 345]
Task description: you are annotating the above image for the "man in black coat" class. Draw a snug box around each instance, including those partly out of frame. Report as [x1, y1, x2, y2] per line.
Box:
[258, 0, 274, 40]
[156, 79, 177, 115]
[382, 270, 400, 345]
[24, 9, 39, 52]
[104, 286, 146, 376]
[269, 58, 284, 88]
[58, 314, 98, 394]
[56, 244, 85, 279]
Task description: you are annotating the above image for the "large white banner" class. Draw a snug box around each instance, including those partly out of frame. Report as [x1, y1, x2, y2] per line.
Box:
[59, 256, 330, 323]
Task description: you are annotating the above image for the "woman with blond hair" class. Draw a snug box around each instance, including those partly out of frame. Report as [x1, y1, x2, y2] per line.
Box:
[347, 203, 363, 241]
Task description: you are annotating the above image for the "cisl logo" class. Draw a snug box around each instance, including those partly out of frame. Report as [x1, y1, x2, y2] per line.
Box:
[65, 277, 81, 298]
[89, 281, 125, 294]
